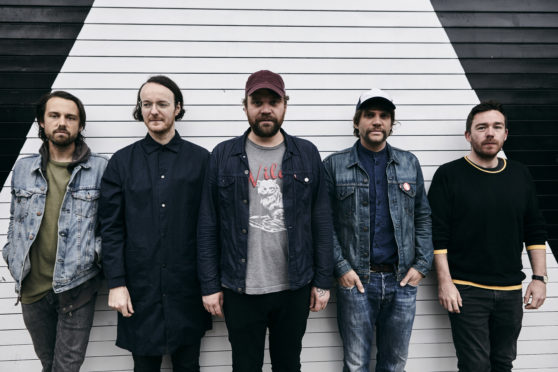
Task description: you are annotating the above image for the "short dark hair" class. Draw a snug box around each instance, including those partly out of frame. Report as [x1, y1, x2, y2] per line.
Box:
[133, 75, 185, 121]
[353, 103, 395, 137]
[466, 100, 507, 133]
[36, 91, 86, 144]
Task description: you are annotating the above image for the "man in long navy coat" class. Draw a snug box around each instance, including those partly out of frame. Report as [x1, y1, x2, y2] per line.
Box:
[100, 75, 211, 372]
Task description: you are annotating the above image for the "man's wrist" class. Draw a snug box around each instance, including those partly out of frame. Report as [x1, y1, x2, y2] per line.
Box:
[532, 274, 548, 284]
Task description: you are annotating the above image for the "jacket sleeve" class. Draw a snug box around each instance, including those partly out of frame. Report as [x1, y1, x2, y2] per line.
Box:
[411, 157, 434, 276]
[2, 166, 17, 268]
[310, 148, 334, 289]
[323, 157, 353, 278]
[99, 155, 127, 289]
[197, 149, 222, 295]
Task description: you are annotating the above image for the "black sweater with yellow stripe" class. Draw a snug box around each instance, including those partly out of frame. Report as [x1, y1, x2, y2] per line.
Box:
[428, 157, 547, 287]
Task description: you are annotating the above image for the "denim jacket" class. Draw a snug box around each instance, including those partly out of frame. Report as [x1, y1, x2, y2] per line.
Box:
[197, 128, 334, 295]
[323, 141, 433, 282]
[2, 145, 108, 295]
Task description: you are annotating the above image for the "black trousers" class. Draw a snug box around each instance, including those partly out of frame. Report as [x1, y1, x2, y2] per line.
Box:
[223, 285, 311, 372]
[449, 285, 523, 372]
[132, 341, 201, 372]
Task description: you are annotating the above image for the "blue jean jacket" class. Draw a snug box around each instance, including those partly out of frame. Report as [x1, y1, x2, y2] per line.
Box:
[3, 150, 107, 295]
[323, 141, 433, 282]
[197, 129, 334, 295]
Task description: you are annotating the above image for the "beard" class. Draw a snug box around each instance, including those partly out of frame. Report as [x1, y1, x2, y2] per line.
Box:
[361, 128, 388, 148]
[471, 140, 503, 160]
[47, 129, 78, 147]
[249, 115, 283, 138]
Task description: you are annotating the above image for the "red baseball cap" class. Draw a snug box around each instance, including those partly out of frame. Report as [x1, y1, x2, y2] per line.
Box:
[245, 70, 286, 97]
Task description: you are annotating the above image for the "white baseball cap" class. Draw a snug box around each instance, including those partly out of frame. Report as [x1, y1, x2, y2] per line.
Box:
[356, 88, 396, 111]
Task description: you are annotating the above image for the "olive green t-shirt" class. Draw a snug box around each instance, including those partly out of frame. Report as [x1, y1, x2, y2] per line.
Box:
[21, 160, 71, 304]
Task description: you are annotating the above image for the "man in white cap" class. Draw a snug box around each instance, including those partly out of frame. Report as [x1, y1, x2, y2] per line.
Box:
[323, 89, 433, 372]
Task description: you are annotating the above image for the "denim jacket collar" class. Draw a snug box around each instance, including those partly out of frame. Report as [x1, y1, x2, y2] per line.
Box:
[33, 141, 92, 175]
[230, 128, 298, 160]
[347, 140, 400, 170]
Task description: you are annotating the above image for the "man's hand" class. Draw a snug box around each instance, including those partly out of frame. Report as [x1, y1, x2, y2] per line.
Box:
[437, 280, 462, 313]
[524, 280, 546, 309]
[108, 286, 134, 317]
[399, 267, 424, 287]
[337, 270, 364, 293]
[310, 286, 330, 312]
[202, 291, 224, 317]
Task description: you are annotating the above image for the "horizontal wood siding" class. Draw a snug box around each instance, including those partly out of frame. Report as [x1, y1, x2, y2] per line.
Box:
[0, 0, 556, 371]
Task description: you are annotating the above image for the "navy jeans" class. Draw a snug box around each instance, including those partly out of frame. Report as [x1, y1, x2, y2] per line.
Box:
[337, 272, 417, 372]
[223, 285, 311, 372]
[449, 285, 523, 372]
[21, 290, 96, 372]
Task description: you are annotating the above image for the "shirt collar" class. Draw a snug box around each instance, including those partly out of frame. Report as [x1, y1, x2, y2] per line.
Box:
[356, 140, 388, 159]
[141, 131, 182, 154]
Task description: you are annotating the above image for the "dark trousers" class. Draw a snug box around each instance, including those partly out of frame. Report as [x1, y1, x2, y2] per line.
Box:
[449, 285, 523, 372]
[132, 341, 201, 372]
[223, 285, 311, 372]
[21, 290, 96, 372]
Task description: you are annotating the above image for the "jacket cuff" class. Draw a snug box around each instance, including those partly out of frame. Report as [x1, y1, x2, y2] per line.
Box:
[200, 280, 222, 296]
[107, 276, 126, 289]
[412, 262, 431, 277]
[334, 260, 352, 278]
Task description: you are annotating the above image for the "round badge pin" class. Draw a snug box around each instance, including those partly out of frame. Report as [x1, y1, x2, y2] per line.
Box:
[403, 182, 411, 191]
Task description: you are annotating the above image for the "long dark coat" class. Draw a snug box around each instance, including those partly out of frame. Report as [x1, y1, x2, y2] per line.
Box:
[100, 132, 211, 355]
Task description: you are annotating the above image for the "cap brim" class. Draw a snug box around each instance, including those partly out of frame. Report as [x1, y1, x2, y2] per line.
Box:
[357, 97, 395, 110]
[246, 82, 284, 97]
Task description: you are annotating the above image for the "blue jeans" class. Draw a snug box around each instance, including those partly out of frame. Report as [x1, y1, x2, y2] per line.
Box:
[337, 272, 417, 372]
[449, 285, 523, 372]
[21, 290, 96, 372]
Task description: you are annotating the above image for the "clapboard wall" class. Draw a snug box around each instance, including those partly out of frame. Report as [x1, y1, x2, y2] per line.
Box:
[0, 1, 557, 371]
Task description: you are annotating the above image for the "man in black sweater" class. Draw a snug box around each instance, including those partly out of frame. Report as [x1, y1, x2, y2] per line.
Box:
[428, 101, 547, 372]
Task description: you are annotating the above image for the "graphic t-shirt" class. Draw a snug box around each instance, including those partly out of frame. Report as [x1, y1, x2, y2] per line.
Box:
[245, 139, 289, 294]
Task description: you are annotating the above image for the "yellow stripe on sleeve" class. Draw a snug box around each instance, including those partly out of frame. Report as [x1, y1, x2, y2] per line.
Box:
[434, 249, 447, 254]
[526, 245, 546, 251]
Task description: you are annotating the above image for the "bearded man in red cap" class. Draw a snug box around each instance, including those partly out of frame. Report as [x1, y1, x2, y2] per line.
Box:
[197, 70, 333, 372]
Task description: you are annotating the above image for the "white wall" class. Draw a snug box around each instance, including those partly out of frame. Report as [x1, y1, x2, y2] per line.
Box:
[1, 1, 557, 371]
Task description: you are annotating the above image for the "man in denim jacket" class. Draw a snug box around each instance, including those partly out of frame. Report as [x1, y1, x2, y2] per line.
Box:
[2, 91, 107, 372]
[323, 89, 433, 372]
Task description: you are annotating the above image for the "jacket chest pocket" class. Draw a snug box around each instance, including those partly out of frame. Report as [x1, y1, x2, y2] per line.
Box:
[218, 176, 236, 207]
[292, 172, 313, 205]
[335, 185, 355, 219]
[71, 189, 100, 218]
[398, 182, 416, 216]
[13, 188, 33, 221]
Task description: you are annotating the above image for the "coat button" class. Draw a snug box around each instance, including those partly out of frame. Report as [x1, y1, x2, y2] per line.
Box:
[304, 177, 309, 183]
[244, 170, 249, 175]
[161, 203, 166, 208]
[36, 211, 42, 216]
[363, 178, 368, 184]
[28, 234, 34, 240]
[241, 228, 247, 234]
[363, 227, 369, 232]
[240, 258, 246, 263]
[242, 199, 248, 204]
[161, 175, 165, 179]
[362, 201, 368, 206]
[40, 186, 45, 191]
